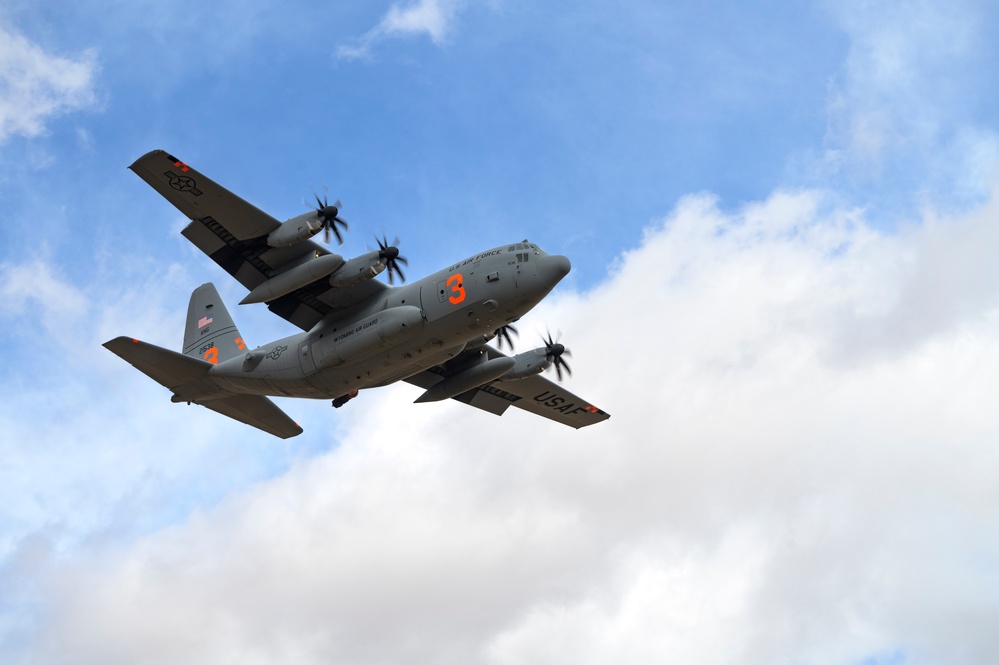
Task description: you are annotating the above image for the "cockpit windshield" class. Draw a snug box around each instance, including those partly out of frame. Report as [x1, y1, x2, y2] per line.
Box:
[508, 240, 547, 256]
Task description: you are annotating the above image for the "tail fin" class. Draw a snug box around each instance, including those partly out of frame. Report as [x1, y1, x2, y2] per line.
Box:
[183, 283, 247, 365]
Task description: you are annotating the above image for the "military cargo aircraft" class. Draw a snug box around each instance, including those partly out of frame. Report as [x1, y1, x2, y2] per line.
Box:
[104, 150, 610, 438]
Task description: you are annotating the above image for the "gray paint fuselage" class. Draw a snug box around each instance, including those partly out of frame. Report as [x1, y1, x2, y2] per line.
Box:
[206, 243, 570, 400]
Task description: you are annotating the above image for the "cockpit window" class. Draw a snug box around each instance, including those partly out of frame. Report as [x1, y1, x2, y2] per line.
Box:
[509, 242, 547, 256]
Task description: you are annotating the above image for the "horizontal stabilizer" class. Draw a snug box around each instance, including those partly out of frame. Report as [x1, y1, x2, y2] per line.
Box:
[104, 336, 218, 400]
[104, 336, 302, 438]
[200, 395, 303, 439]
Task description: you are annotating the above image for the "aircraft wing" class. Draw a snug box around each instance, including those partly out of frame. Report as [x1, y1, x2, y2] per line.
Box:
[129, 149, 387, 332]
[404, 346, 611, 429]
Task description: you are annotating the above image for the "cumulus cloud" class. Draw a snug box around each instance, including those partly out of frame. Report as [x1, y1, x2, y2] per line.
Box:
[335, 0, 470, 60]
[0, 255, 324, 661]
[17, 186, 999, 664]
[0, 21, 97, 142]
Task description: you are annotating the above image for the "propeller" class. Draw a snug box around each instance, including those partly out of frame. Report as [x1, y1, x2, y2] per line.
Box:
[543, 331, 572, 381]
[312, 189, 348, 245]
[375, 232, 408, 284]
[494, 324, 519, 351]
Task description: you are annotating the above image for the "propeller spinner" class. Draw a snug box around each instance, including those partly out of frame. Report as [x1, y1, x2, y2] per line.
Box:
[375, 232, 408, 284]
[313, 191, 348, 245]
[544, 331, 572, 381]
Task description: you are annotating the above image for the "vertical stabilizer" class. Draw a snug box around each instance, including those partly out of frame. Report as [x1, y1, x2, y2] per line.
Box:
[183, 283, 247, 364]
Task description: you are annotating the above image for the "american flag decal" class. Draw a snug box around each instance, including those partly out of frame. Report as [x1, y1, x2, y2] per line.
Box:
[198, 315, 213, 329]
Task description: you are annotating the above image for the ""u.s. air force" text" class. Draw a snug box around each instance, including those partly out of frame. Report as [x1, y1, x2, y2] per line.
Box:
[448, 249, 502, 272]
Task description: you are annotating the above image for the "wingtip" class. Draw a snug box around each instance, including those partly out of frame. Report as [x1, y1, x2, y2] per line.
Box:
[281, 424, 305, 439]
[128, 149, 170, 172]
[103, 335, 137, 350]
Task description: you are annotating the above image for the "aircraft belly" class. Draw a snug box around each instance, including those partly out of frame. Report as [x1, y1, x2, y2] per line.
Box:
[303, 339, 467, 394]
[265, 379, 326, 398]
[360, 342, 468, 388]
[209, 373, 329, 400]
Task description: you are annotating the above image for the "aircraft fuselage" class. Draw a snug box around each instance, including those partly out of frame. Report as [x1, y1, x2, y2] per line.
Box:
[204, 242, 570, 401]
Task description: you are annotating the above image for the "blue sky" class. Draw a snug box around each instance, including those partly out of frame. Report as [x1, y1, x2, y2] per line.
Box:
[3, 1, 999, 663]
[6, 2, 840, 270]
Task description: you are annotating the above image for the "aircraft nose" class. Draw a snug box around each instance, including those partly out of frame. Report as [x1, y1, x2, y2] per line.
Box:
[540, 254, 571, 282]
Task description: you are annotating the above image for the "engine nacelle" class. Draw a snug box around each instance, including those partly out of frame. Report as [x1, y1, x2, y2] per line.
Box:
[414, 356, 517, 402]
[267, 213, 323, 248]
[240, 253, 344, 304]
[498, 348, 551, 381]
[328, 251, 387, 288]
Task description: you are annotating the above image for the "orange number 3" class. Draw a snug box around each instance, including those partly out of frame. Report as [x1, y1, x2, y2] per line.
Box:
[203, 347, 219, 364]
[446, 273, 466, 305]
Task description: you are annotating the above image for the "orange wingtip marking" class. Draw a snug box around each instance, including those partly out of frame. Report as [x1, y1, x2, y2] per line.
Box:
[173, 160, 190, 172]
[132, 338, 140, 344]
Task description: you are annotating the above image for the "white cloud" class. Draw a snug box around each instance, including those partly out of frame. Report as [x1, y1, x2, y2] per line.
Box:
[381, 0, 456, 42]
[820, 0, 999, 206]
[14, 184, 999, 664]
[0, 21, 97, 142]
[0, 260, 87, 337]
[335, 0, 470, 60]
[0, 256, 326, 661]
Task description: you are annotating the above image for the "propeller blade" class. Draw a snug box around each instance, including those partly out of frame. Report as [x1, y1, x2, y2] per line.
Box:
[542, 330, 572, 382]
[495, 324, 519, 350]
[310, 188, 348, 245]
[374, 231, 407, 284]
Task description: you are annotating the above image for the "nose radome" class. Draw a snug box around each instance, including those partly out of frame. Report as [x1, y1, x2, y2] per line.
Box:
[547, 254, 571, 280]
